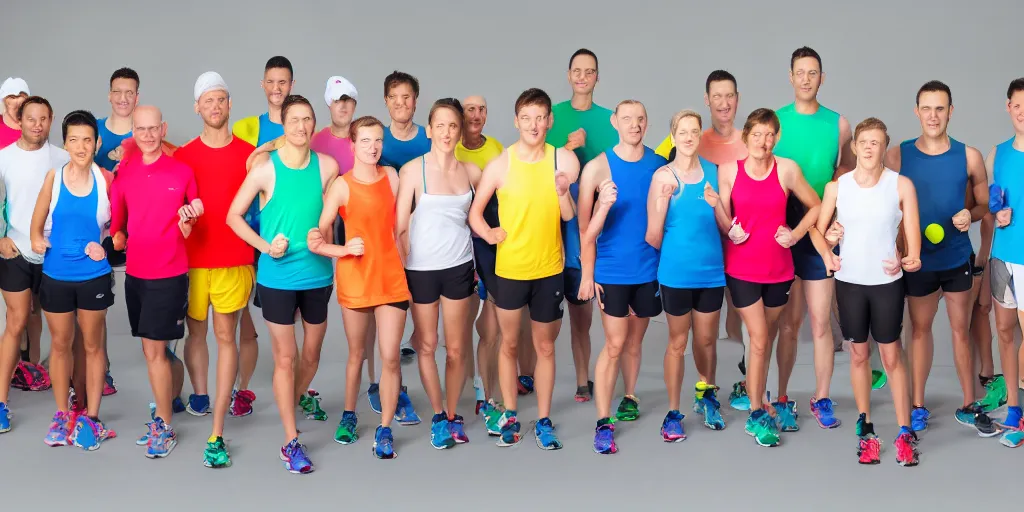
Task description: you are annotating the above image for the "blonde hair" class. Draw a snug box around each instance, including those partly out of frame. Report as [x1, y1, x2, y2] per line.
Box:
[669, 109, 703, 134]
[614, 99, 645, 114]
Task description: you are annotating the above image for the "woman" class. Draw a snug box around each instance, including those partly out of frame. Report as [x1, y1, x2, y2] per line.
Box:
[395, 99, 481, 449]
[227, 95, 339, 474]
[646, 110, 731, 439]
[308, 115, 409, 460]
[718, 108, 831, 447]
[29, 110, 116, 450]
[817, 117, 921, 466]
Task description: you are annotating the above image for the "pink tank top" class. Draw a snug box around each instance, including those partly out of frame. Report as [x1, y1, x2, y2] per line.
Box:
[724, 158, 794, 283]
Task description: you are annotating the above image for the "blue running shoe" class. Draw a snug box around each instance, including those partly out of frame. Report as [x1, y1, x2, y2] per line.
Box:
[810, 397, 841, 429]
[497, 410, 522, 447]
[535, 417, 563, 450]
[449, 414, 469, 444]
[772, 394, 799, 432]
[517, 375, 535, 395]
[911, 406, 930, 432]
[955, 404, 999, 437]
[999, 406, 1023, 430]
[728, 381, 750, 411]
[172, 396, 186, 414]
[373, 425, 396, 459]
[702, 388, 726, 430]
[0, 402, 11, 433]
[280, 437, 314, 473]
[954, 404, 981, 427]
[430, 413, 455, 449]
[594, 420, 617, 454]
[367, 383, 381, 414]
[44, 411, 71, 447]
[395, 387, 421, 425]
[660, 410, 686, 442]
[186, 394, 210, 416]
[137, 403, 157, 445]
[145, 418, 177, 459]
[72, 415, 115, 451]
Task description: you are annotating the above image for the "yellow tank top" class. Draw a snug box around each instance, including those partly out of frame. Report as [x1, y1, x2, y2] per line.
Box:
[495, 143, 563, 280]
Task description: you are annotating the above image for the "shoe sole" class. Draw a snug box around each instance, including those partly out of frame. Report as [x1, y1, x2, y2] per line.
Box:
[372, 443, 398, 459]
[745, 426, 780, 447]
[703, 420, 726, 431]
[496, 433, 524, 447]
[279, 452, 315, 473]
[1000, 437, 1024, 448]
[186, 406, 210, 417]
[536, 436, 562, 450]
[813, 415, 842, 429]
[977, 428, 1002, 438]
[145, 440, 177, 458]
[662, 434, 687, 442]
[44, 439, 70, 447]
[431, 437, 456, 450]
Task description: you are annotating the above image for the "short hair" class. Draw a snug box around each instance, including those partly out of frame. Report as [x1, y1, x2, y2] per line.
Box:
[514, 88, 552, 116]
[265, 56, 293, 78]
[17, 96, 52, 121]
[62, 109, 99, 141]
[109, 67, 140, 89]
[705, 70, 737, 94]
[1007, 78, 1024, 100]
[349, 115, 385, 143]
[428, 98, 464, 125]
[384, 71, 420, 99]
[670, 109, 703, 134]
[853, 117, 890, 147]
[741, 108, 780, 143]
[916, 80, 952, 106]
[614, 99, 645, 115]
[790, 46, 822, 71]
[568, 48, 599, 72]
[280, 94, 314, 123]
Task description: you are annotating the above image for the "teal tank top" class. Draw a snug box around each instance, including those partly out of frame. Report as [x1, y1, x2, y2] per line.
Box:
[992, 138, 1024, 265]
[256, 150, 334, 290]
[773, 103, 840, 198]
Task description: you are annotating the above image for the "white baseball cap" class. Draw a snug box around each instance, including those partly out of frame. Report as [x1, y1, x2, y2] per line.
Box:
[194, 71, 229, 101]
[0, 77, 30, 99]
[324, 76, 358, 105]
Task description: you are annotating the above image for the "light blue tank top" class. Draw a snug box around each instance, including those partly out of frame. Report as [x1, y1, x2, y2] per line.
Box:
[95, 118, 131, 171]
[594, 147, 665, 284]
[992, 138, 1024, 265]
[43, 173, 111, 282]
[245, 113, 286, 231]
[899, 138, 972, 272]
[658, 158, 725, 289]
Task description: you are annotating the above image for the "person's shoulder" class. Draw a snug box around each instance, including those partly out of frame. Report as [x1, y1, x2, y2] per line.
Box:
[229, 136, 256, 153]
[591, 102, 614, 117]
[485, 134, 504, 151]
[551, 100, 573, 113]
[49, 143, 70, 161]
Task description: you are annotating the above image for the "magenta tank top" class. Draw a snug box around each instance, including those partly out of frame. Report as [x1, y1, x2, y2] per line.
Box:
[724, 158, 794, 283]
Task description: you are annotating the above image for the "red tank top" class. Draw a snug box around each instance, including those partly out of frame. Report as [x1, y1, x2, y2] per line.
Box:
[724, 158, 794, 283]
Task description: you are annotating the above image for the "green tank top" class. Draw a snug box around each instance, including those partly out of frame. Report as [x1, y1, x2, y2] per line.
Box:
[773, 103, 840, 198]
[256, 150, 334, 290]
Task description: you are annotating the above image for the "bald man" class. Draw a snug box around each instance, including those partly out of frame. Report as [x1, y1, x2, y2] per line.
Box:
[110, 105, 203, 459]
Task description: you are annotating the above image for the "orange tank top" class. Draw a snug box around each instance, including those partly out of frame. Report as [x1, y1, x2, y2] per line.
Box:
[335, 167, 411, 309]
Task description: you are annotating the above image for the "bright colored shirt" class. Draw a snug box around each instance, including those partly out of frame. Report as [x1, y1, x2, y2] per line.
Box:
[0, 143, 70, 263]
[381, 124, 430, 169]
[455, 135, 504, 171]
[495, 143, 563, 280]
[654, 128, 748, 166]
[109, 152, 198, 279]
[992, 138, 1024, 266]
[724, 158, 794, 283]
[233, 112, 284, 231]
[95, 117, 132, 171]
[0, 121, 20, 149]
[657, 158, 725, 289]
[773, 103, 841, 198]
[174, 136, 255, 269]
[42, 165, 111, 282]
[310, 127, 355, 175]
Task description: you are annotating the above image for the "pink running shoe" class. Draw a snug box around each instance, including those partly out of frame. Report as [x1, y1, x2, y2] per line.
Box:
[230, 389, 256, 417]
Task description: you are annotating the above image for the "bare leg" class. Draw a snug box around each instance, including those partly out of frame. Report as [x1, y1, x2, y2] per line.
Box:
[908, 292, 940, 407]
[663, 312, 692, 411]
[723, 289, 742, 341]
[184, 316, 210, 396]
[237, 308, 258, 391]
[568, 301, 593, 388]
[376, 305, 408, 429]
[412, 301, 444, 413]
[776, 278, 804, 397]
[142, 339, 174, 424]
[594, 313, 629, 419]
[475, 299, 500, 400]
[692, 308, 722, 384]
[77, 310, 106, 418]
[441, 295, 472, 417]
[210, 311, 240, 438]
[531, 317, 561, 420]
[518, 308, 536, 380]
[0, 289, 32, 403]
[880, 341, 912, 428]
[341, 307, 372, 411]
[267, 321, 300, 443]
[44, 310, 76, 412]
[943, 290, 976, 406]
[495, 306, 524, 411]
[805, 279, 836, 399]
[26, 294, 42, 363]
[293, 316, 329, 400]
[995, 305, 1020, 408]
[850, 342, 872, 420]
[620, 316, 651, 397]
[364, 319, 377, 383]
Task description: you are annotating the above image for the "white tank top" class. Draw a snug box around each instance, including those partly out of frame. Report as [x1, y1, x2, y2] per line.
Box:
[405, 159, 474, 271]
[834, 169, 903, 285]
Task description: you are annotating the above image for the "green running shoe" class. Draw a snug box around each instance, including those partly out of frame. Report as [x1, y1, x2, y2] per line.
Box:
[299, 390, 328, 421]
[615, 395, 640, 422]
[483, 399, 503, 436]
[871, 370, 887, 390]
[744, 410, 780, 447]
[203, 436, 231, 468]
[976, 375, 1007, 412]
[334, 411, 358, 444]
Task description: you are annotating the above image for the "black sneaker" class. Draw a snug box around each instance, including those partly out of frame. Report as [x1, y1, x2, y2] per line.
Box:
[973, 409, 1001, 438]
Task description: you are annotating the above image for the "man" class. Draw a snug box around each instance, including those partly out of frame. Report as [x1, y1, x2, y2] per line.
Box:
[0, 77, 29, 148]
[469, 87, 580, 449]
[577, 100, 667, 453]
[769, 47, 855, 431]
[110, 105, 203, 458]
[885, 80, 996, 435]
[95, 68, 139, 172]
[174, 72, 256, 468]
[544, 48, 618, 403]
[0, 96, 69, 433]
[311, 75, 358, 173]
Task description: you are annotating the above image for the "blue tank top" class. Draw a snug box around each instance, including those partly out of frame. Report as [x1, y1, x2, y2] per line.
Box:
[381, 125, 430, 169]
[95, 117, 131, 171]
[991, 138, 1024, 265]
[43, 174, 111, 282]
[563, 182, 583, 268]
[244, 113, 287, 232]
[899, 137, 972, 272]
[594, 147, 666, 284]
[658, 158, 726, 289]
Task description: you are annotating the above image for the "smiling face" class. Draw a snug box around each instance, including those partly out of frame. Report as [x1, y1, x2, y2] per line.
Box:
[705, 79, 738, 127]
[352, 124, 384, 166]
[789, 56, 822, 103]
[262, 67, 293, 108]
[915, 90, 952, 138]
[64, 124, 97, 168]
[672, 116, 702, 159]
[463, 96, 487, 138]
[19, 102, 52, 146]
[514, 103, 551, 146]
[195, 89, 230, 129]
[613, 102, 647, 146]
[109, 77, 138, 118]
[428, 107, 462, 153]
[568, 53, 598, 96]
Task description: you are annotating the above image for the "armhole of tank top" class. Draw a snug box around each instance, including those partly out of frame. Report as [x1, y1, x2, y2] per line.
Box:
[421, 156, 427, 195]
[553, 144, 558, 172]
[666, 165, 682, 194]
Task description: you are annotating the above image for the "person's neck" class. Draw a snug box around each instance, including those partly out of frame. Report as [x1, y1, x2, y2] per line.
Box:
[671, 152, 701, 173]
[462, 131, 485, 150]
[107, 112, 133, 134]
[852, 163, 885, 183]
[16, 137, 43, 151]
[66, 159, 92, 177]
[794, 97, 820, 115]
[915, 133, 951, 155]
[277, 143, 310, 168]
[329, 122, 351, 139]
[613, 141, 645, 162]
[2, 112, 19, 130]
[430, 147, 458, 172]
[268, 104, 282, 124]
[390, 119, 416, 140]
[1012, 130, 1024, 152]
[351, 160, 380, 181]
[515, 140, 546, 162]
[570, 92, 594, 111]
[199, 123, 232, 148]
[711, 119, 738, 139]
[141, 148, 162, 165]
[745, 153, 774, 174]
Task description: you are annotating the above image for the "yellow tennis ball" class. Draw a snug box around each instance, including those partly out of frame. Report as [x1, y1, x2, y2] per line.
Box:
[925, 223, 945, 244]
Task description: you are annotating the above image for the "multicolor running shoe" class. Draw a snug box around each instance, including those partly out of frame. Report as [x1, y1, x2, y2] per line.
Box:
[535, 417, 562, 450]
[0, 402, 9, 433]
[482, 399, 503, 436]
[367, 383, 381, 414]
[855, 414, 880, 465]
[615, 395, 640, 421]
[594, 420, 617, 454]
[575, 380, 594, 403]
[103, 371, 118, 396]
[728, 380, 750, 411]
[772, 394, 799, 432]
[449, 414, 469, 444]
[660, 410, 686, 442]
[496, 410, 522, 447]
[517, 375, 535, 395]
[809, 397, 841, 429]
[395, 386, 421, 425]
[693, 382, 725, 430]
[999, 407, 1024, 448]
[430, 413, 455, 449]
[894, 427, 919, 466]
[203, 436, 231, 468]
[72, 415, 116, 451]
[186, 393, 210, 416]
[229, 389, 256, 417]
[955, 403, 999, 437]
[145, 417, 176, 459]
[299, 390, 327, 421]
[44, 411, 72, 447]
[334, 411, 358, 445]
[744, 409, 780, 447]
[281, 437, 314, 473]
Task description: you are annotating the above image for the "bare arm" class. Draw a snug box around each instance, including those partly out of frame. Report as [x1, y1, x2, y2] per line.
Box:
[394, 159, 419, 261]
[29, 170, 56, 253]
[318, 153, 340, 196]
[836, 115, 856, 178]
[816, 181, 838, 245]
[246, 135, 285, 171]
[556, 147, 581, 221]
[644, 168, 672, 250]
[468, 152, 506, 245]
[967, 146, 990, 222]
[227, 158, 274, 254]
[717, 161, 737, 234]
[898, 176, 922, 261]
[577, 156, 607, 283]
[310, 177, 355, 259]
[783, 159, 827, 255]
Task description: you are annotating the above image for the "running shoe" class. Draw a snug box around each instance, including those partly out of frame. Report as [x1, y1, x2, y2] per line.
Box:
[372, 425, 396, 459]
[145, 418, 177, 458]
[334, 411, 358, 445]
[575, 380, 594, 403]
[517, 375, 535, 395]
[594, 420, 617, 454]
[430, 413, 455, 449]
[0, 402, 11, 433]
[449, 414, 469, 444]
[696, 385, 726, 430]
[535, 417, 562, 450]
[44, 411, 72, 447]
[281, 437, 314, 473]
[229, 389, 256, 417]
[999, 410, 1024, 448]
[72, 415, 116, 451]
[976, 374, 1008, 413]
[172, 396, 186, 414]
[911, 406, 930, 432]
[858, 435, 881, 465]
[955, 403, 1000, 436]
[299, 390, 327, 421]
[367, 383, 381, 414]
[894, 427, 919, 466]
[137, 403, 157, 445]
[660, 410, 686, 442]
[615, 395, 640, 422]
[998, 405, 1023, 430]
[744, 409, 780, 447]
[395, 387, 421, 425]
[203, 436, 231, 468]
[871, 369, 886, 390]
[483, 399, 503, 436]
[496, 410, 522, 447]
[103, 371, 118, 396]
[474, 378, 485, 403]
[728, 381, 750, 411]
[773, 394, 799, 432]
[693, 381, 711, 414]
[809, 397, 841, 429]
[855, 413, 875, 438]
[186, 394, 210, 416]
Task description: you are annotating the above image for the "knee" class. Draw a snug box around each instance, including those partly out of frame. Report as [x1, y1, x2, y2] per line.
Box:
[348, 343, 365, 363]
[748, 338, 768, 360]
[603, 339, 625, 359]
[446, 344, 464, 367]
[51, 335, 73, 355]
[880, 346, 902, 371]
[666, 333, 688, 358]
[416, 332, 438, 358]
[997, 324, 1016, 345]
[849, 345, 870, 367]
[809, 315, 830, 339]
[534, 340, 555, 360]
[300, 349, 321, 368]
[624, 336, 643, 357]
[499, 338, 518, 359]
[142, 343, 169, 364]
[381, 354, 401, 373]
[4, 310, 27, 333]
